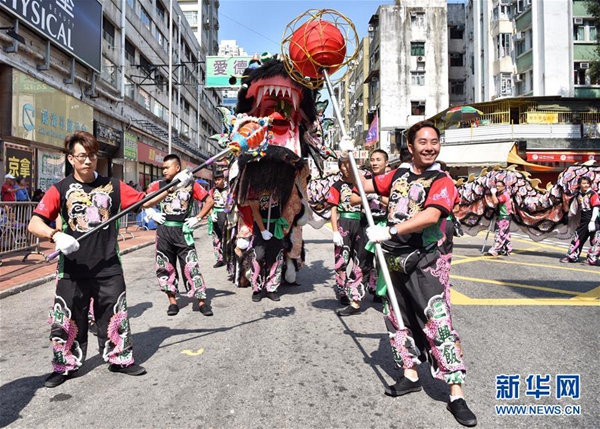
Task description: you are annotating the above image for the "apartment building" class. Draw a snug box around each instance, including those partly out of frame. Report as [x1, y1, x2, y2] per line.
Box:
[0, 0, 222, 192]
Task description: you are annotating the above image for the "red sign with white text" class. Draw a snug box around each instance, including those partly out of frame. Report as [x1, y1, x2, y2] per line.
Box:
[527, 152, 598, 163]
[137, 141, 167, 166]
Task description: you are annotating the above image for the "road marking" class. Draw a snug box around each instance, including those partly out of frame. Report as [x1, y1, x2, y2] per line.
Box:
[571, 285, 600, 301]
[450, 275, 580, 296]
[450, 289, 599, 306]
[181, 348, 205, 356]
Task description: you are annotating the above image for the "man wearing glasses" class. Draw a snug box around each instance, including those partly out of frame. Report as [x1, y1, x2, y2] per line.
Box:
[28, 131, 193, 388]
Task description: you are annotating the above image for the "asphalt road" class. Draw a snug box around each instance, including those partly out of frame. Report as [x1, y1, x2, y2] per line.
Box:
[1, 224, 598, 428]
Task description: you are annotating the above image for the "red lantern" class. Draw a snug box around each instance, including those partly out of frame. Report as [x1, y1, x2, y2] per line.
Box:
[289, 19, 346, 79]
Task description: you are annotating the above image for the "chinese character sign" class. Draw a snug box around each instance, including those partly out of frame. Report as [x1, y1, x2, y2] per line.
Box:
[37, 150, 65, 192]
[5, 144, 34, 192]
[123, 132, 138, 161]
[365, 113, 379, 148]
[205, 56, 252, 88]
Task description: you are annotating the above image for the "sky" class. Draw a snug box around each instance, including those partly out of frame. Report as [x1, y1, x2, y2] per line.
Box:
[218, 0, 397, 56]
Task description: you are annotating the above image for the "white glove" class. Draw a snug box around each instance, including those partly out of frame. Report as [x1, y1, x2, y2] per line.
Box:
[173, 169, 194, 189]
[490, 188, 497, 195]
[366, 225, 392, 243]
[236, 237, 250, 250]
[261, 230, 273, 241]
[366, 193, 379, 202]
[332, 231, 344, 247]
[589, 221, 597, 233]
[211, 212, 218, 222]
[184, 217, 200, 229]
[144, 208, 165, 224]
[338, 136, 355, 159]
[53, 232, 80, 255]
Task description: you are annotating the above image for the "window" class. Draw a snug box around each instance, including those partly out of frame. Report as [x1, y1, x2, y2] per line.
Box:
[126, 0, 135, 11]
[450, 53, 464, 67]
[183, 11, 198, 27]
[156, 0, 165, 22]
[153, 99, 164, 119]
[574, 25, 585, 41]
[497, 33, 511, 59]
[411, 101, 425, 116]
[500, 73, 512, 96]
[140, 7, 151, 31]
[411, 71, 425, 86]
[102, 18, 115, 46]
[139, 55, 153, 76]
[125, 39, 135, 64]
[138, 89, 151, 111]
[125, 77, 134, 99]
[101, 56, 117, 87]
[411, 42, 425, 56]
[411, 12, 425, 28]
[450, 80, 465, 95]
[590, 25, 597, 41]
[515, 40, 526, 56]
[450, 27, 463, 39]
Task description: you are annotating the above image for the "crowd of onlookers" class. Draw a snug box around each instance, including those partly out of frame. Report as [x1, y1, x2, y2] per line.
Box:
[1, 173, 45, 203]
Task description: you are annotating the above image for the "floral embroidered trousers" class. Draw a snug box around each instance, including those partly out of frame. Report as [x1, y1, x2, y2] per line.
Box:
[49, 275, 135, 374]
[491, 218, 512, 255]
[383, 250, 467, 385]
[155, 225, 207, 300]
[565, 222, 600, 264]
[334, 217, 374, 302]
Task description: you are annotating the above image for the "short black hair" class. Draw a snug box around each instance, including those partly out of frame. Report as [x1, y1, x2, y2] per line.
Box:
[407, 120, 440, 145]
[496, 180, 505, 186]
[214, 169, 225, 179]
[163, 154, 181, 166]
[370, 149, 389, 161]
[578, 176, 591, 185]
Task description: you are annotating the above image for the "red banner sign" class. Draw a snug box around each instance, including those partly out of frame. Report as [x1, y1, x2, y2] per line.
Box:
[137, 142, 167, 166]
[527, 152, 598, 163]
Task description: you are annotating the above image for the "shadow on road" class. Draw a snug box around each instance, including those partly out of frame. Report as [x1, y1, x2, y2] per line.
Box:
[132, 307, 297, 363]
[0, 375, 46, 427]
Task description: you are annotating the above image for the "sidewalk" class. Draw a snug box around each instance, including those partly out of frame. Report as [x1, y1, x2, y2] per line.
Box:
[0, 227, 157, 299]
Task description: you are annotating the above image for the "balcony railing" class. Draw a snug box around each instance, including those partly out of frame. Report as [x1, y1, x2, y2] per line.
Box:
[443, 124, 582, 144]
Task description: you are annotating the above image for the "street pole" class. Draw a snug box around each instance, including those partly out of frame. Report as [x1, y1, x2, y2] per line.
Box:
[168, 0, 173, 154]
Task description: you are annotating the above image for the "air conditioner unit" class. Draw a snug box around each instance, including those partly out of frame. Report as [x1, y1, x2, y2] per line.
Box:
[580, 62, 590, 69]
[514, 32, 523, 40]
[368, 25, 374, 32]
[514, 73, 525, 82]
[368, 106, 377, 113]
[417, 56, 424, 62]
[573, 18, 584, 25]
[525, 0, 532, 6]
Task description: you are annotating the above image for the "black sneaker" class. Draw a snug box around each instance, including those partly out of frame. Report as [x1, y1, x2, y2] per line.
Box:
[384, 377, 422, 397]
[336, 305, 361, 316]
[198, 303, 214, 316]
[252, 291, 263, 302]
[44, 371, 74, 388]
[213, 261, 225, 268]
[447, 398, 477, 427]
[339, 295, 351, 306]
[167, 303, 179, 316]
[266, 291, 280, 301]
[108, 363, 147, 376]
[88, 321, 98, 336]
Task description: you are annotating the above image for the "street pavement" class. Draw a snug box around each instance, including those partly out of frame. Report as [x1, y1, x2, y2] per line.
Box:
[0, 224, 598, 428]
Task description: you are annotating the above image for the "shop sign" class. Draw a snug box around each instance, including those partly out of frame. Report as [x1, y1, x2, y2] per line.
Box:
[38, 149, 65, 191]
[526, 112, 559, 124]
[12, 70, 93, 149]
[206, 56, 252, 88]
[527, 152, 597, 163]
[5, 143, 34, 190]
[94, 121, 122, 147]
[138, 141, 167, 166]
[123, 132, 138, 160]
[0, 0, 102, 72]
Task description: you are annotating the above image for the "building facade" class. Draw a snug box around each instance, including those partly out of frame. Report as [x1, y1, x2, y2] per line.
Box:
[0, 0, 222, 194]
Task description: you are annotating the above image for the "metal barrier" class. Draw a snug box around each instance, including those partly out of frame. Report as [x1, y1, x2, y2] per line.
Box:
[0, 202, 44, 261]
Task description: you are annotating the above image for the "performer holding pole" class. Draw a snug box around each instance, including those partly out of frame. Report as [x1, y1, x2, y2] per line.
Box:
[145, 154, 215, 317]
[28, 132, 187, 387]
[282, 10, 476, 426]
[207, 169, 229, 268]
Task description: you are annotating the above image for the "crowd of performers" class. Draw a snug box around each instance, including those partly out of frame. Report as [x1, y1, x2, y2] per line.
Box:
[27, 124, 599, 426]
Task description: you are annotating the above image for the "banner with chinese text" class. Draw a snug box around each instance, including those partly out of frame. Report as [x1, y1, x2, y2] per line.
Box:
[37, 150, 66, 192]
[4, 143, 34, 193]
[205, 56, 252, 88]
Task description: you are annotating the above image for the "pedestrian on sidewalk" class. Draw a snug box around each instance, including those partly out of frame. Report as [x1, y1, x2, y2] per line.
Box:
[355, 121, 477, 427]
[145, 154, 215, 317]
[488, 180, 513, 257]
[561, 176, 600, 265]
[28, 131, 189, 388]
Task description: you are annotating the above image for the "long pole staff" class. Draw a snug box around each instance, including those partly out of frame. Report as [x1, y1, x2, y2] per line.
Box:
[481, 216, 496, 254]
[322, 69, 406, 331]
[47, 147, 233, 261]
